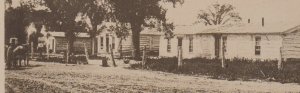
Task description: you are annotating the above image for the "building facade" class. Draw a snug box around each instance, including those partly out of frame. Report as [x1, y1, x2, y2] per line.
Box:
[160, 23, 300, 60]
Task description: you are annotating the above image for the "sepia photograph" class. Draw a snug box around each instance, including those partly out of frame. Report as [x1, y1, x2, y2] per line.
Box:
[2, 0, 300, 92]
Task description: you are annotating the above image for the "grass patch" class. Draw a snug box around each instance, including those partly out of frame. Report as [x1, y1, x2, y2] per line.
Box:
[130, 57, 300, 83]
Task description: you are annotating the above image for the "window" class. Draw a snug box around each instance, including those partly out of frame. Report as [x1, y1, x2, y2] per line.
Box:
[100, 37, 104, 49]
[178, 38, 182, 47]
[189, 37, 193, 52]
[255, 36, 261, 55]
[167, 39, 171, 52]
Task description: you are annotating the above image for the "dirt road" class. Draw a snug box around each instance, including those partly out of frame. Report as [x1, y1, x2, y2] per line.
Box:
[5, 61, 300, 93]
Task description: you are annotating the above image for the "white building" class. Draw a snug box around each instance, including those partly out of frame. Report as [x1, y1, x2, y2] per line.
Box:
[160, 23, 300, 61]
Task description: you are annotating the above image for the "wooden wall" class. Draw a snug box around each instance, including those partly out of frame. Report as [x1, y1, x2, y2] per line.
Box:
[120, 35, 160, 56]
[282, 30, 300, 59]
[96, 33, 160, 56]
[55, 37, 92, 54]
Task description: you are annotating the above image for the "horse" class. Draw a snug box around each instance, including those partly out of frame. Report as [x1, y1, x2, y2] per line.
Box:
[13, 44, 30, 67]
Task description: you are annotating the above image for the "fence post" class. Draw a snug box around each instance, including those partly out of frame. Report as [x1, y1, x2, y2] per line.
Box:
[142, 46, 147, 69]
[66, 43, 69, 66]
[178, 46, 183, 69]
[278, 47, 283, 70]
[31, 42, 34, 59]
[46, 41, 50, 60]
[84, 43, 89, 64]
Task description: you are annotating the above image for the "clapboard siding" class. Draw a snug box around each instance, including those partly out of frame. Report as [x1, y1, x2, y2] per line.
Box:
[97, 31, 160, 56]
[282, 30, 300, 58]
[120, 35, 160, 56]
[55, 37, 92, 54]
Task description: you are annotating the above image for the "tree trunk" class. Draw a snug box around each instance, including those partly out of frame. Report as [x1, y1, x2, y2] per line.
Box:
[91, 37, 97, 55]
[31, 42, 34, 59]
[131, 23, 142, 60]
[118, 38, 123, 59]
[66, 40, 74, 65]
[84, 43, 89, 64]
[110, 45, 117, 67]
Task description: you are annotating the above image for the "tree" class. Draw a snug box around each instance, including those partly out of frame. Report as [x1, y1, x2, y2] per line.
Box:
[5, 0, 49, 54]
[82, 1, 107, 55]
[108, 0, 183, 60]
[5, 6, 30, 44]
[107, 22, 130, 59]
[196, 3, 241, 25]
[43, 0, 98, 63]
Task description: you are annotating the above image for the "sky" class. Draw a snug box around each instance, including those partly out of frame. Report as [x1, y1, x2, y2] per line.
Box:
[165, 0, 300, 26]
[9, 0, 300, 26]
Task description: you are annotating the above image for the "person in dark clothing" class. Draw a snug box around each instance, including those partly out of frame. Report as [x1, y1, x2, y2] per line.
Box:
[6, 41, 17, 69]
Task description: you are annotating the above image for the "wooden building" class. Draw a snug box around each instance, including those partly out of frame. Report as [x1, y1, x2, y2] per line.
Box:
[96, 28, 161, 57]
[159, 23, 300, 60]
[45, 32, 92, 54]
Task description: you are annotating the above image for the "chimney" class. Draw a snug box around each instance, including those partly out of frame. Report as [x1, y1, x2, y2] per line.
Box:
[248, 19, 250, 23]
[262, 17, 264, 27]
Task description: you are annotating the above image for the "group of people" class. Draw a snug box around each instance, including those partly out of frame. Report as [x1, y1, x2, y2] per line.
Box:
[5, 38, 29, 69]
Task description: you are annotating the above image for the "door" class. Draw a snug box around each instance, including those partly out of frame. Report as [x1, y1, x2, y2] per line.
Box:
[214, 34, 221, 58]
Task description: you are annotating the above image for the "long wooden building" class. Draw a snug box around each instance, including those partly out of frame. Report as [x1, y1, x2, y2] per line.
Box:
[96, 28, 161, 57]
[160, 23, 300, 61]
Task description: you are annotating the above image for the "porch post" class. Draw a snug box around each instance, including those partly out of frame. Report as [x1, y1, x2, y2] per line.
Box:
[178, 46, 183, 69]
[221, 36, 225, 68]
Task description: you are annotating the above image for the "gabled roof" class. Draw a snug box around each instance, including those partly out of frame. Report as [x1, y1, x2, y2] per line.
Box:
[48, 32, 90, 38]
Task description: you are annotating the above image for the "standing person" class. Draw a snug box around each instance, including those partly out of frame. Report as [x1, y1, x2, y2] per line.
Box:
[6, 38, 17, 69]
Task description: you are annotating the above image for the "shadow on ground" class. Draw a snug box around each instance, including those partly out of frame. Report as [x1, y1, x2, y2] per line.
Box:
[5, 64, 43, 70]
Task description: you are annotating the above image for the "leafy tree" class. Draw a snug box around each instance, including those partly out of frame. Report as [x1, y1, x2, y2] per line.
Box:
[106, 22, 130, 58]
[5, 7, 26, 44]
[5, 4, 33, 45]
[196, 3, 241, 25]
[108, 0, 183, 60]
[80, 1, 107, 55]
[5, 0, 49, 53]
[42, 0, 99, 63]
